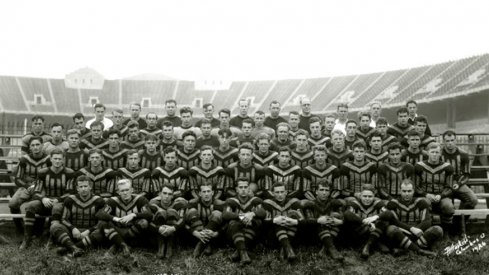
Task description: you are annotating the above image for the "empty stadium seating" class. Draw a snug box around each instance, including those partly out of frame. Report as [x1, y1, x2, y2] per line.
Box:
[0, 76, 28, 112]
[0, 53, 488, 117]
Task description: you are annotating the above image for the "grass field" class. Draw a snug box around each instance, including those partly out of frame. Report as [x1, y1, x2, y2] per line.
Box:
[0, 223, 488, 275]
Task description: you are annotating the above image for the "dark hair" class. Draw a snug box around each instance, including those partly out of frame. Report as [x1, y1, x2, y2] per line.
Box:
[337, 103, 348, 110]
[407, 129, 421, 138]
[387, 142, 403, 153]
[219, 108, 231, 117]
[295, 129, 309, 138]
[145, 112, 158, 120]
[358, 111, 371, 120]
[163, 146, 177, 156]
[396, 107, 409, 116]
[144, 134, 158, 142]
[309, 116, 322, 125]
[130, 103, 141, 109]
[50, 148, 65, 157]
[345, 119, 357, 126]
[278, 146, 291, 155]
[200, 119, 212, 127]
[90, 121, 104, 130]
[182, 130, 197, 140]
[238, 143, 254, 154]
[180, 106, 193, 115]
[29, 136, 43, 145]
[162, 121, 173, 128]
[442, 130, 457, 139]
[66, 129, 80, 137]
[203, 103, 214, 110]
[72, 113, 85, 121]
[75, 175, 93, 187]
[165, 99, 177, 105]
[270, 100, 281, 107]
[51, 122, 64, 129]
[31, 115, 45, 122]
[288, 111, 300, 117]
[376, 117, 388, 126]
[126, 149, 139, 157]
[93, 103, 105, 110]
[127, 121, 139, 129]
[414, 115, 428, 125]
[88, 148, 103, 157]
[106, 129, 121, 138]
[406, 100, 417, 107]
[217, 128, 232, 137]
[272, 182, 285, 191]
[352, 140, 367, 150]
[369, 130, 383, 141]
[242, 118, 254, 127]
[200, 145, 214, 154]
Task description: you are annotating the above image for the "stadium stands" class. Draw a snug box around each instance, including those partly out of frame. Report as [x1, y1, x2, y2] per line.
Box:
[17, 77, 55, 114]
[121, 80, 176, 107]
[0, 53, 488, 117]
[50, 79, 81, 114]
[281, 78, 331, 113]
[0, 76, 28, 112]
[231, 81, 275, 114]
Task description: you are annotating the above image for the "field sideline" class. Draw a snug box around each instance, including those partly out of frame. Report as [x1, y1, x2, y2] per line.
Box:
[0, 224, 488, 275]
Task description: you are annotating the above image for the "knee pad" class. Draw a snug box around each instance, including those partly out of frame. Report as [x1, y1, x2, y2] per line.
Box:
[137, 219, 149, 229]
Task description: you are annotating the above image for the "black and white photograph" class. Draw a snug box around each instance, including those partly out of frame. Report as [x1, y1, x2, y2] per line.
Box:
[0, 0, 488, 274]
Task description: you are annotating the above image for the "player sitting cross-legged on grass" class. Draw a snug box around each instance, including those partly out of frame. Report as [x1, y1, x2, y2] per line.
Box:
[223, 177, 265, 264]
[50, 175, 106, 257]
[148, 184, 187, 259]
[302, 180, 344, 261]
[96, 179, 152, 256]
[262, 182, 304, 262]
[382, 179, 440, 257]
[186, 183, 225, 258]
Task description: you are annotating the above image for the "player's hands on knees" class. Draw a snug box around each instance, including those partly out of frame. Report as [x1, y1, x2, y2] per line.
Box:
[242, 212, 255, 225]
[120, 213, 136, 224]
[410, 227, 423, 237]
[72, 228, 82, 239]
[273, 216, 287, 226]
[42, 198, 53, 208]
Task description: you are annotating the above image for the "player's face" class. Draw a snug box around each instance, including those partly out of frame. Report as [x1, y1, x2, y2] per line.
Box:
[273, 186, 287, 202]
[270, 103, 281, 117]
[316, 185, 330, 201]
[203, 106, 214, 119]
[146, 114, 158, 128]
[200, 123, 212, 136]
[428, 147, 441, 162]
[181, 112, 192, 127]
[295, 135, 308, 150]
[408, 136, 421, 149]
[337, 107, 348, 120]
[277, 126, 289, 141]
[314, 150, 327, 165]
[376, 124, 387, 136]
[95, 107, 105, 120]
[360, 190, 374, 205]
[162, 126, 173, 139]
[257, 139, 270, 153]
[130, 105, 141, 119]
[91, 126, 103, 139]
[400, 184, 414, 201]
[127, 153, 139, 169]
[73, 118, 85, 130]
[219, 112, 230, 124]
[239, 101, 249, 116]
[236, 181, 250, 197]
[443, 135, 457, 150]
[77, 181, 92, 197]
[218, 134, 231, 147]
[407, 103, 417, 116]
[164, 152, 177, 168]
[388, 148, 401, 164]
[145, 140, 157, 152]
[32, 119, 44, 133]
[238, 148, 253, 166]
[254, 114, 265, 127]
[50, 153, 64, 168]
[128, 127, 139, 140]
[108, 134, 120, 148]
[112, 111, 124, 125]
[30, 140, 42, 154]
[346, 123, 357, 137]
[89, 152, 103, 167]
[183, 136, 196, 151]
[370, 137, 382, 151]
[397, 112, 408, 126]
[325, 118, 335, 131]
[301, 99, 311, 114]
[160, 187, 174, 204]
[200, 149, 214, 164]
[331, 134, 345, 149]
[165, 103, 176, 116]
[278, 151, 291, 166]
[117, 182, 133, 202]
[67, 134, 80, 148]
[51, 126, 63, 141]
[199, 185, 214, 202]
[415, 122, 427, 135]
[370, 104, 381, 117]
[360, 116, 371, 129]
[288, 114, 300, 128]
[241, 123, 253, 136]
[353, 147, 366, 162]
[310, 122, 321, 137]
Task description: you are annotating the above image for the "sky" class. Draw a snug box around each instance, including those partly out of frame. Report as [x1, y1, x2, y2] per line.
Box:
[0, 0, 487, 81]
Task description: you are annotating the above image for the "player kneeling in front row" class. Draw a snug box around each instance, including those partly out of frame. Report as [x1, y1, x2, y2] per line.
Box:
[96, 179, 152, 256]
[262, 182, 304, 262]
[186, 183, 225, 258]
[223, 177, 265, 264]
[50, 175, 106, 257]
[383, 179, 440, 257]
[302, 180, 344, 261]
[148, 184, 187, 259]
